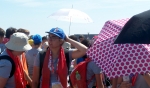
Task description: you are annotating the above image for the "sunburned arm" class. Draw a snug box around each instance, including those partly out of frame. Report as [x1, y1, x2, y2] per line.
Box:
[32, 66, 40, 88]
[143, 73, 150, 87]
[66, 37, 87, 59]
[95, 74, 104, 88]
[117, 77, 131, 88]
[111, 77, 118, 88]
[0, 76, 8, 88]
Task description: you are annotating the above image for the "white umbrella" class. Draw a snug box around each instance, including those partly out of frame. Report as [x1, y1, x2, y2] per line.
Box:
[48, 8, 93, 35]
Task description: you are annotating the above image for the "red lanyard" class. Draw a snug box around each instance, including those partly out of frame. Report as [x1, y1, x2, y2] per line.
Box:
[131, 73, 138, 86]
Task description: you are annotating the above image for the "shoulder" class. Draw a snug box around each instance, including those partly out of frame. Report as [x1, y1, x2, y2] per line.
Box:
[0, 59, 12, 67]
[88, 61, 95, 65]
[87, 61, 99, 69]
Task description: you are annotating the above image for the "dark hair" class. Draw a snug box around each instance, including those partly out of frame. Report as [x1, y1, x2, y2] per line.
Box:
[69, 35, 78, 41]
[0, 28, 5, 37]
[42, 36, 47, 41]
[81, 39, 90, 47]
[6, 27, 17, 39]
[17, 28, 30, 35]
[29, 35, 33, 40]
[79, 35, 84, 39]
[34, 42, 41, 46]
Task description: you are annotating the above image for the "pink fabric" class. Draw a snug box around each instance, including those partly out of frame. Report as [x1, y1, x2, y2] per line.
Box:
[87, 18, 150, 78]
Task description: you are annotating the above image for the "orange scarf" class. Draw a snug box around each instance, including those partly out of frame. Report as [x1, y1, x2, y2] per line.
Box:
[21, 53, 29, 75]
[42, 47, 68, 88]
[6, 49, 27, 88]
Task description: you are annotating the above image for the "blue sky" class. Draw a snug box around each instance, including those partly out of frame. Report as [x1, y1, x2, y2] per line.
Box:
[0, 0, 150, 36]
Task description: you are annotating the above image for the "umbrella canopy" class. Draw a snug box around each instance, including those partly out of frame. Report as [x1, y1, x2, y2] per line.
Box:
[87, 19, 150, 78]
[114, 10, 150, 44]
[49, 8, 93, 23]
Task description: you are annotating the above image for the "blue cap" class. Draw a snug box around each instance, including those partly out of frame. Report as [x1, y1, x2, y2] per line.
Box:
[32, 34, 42, 44]
[46, 27, 65, 39]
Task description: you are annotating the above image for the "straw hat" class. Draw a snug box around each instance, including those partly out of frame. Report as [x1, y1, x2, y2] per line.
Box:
[5, 33, 32, 51]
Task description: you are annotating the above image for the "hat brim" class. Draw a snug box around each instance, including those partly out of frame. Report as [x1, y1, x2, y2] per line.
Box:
[46, 32, 62, 39]
[5, 42, 32, 51]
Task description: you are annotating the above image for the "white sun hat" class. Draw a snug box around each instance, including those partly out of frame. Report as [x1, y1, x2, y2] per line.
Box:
[5, 32, 32, 51]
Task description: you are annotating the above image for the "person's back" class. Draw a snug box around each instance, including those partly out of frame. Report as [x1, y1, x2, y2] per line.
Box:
[0, 33, 31, 88]
[86, 61, 104, 88]
[26, 48, 42, 78]
[26, 34, 42, 79]
[132, 74, 150, 88]
[116, 74, 150, 88]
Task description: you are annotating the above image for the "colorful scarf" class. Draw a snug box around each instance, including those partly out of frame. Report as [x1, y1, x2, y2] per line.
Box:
[42, 47, 68, 88]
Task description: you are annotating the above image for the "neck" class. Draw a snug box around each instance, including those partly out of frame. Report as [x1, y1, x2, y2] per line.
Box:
[51, 47, 60, 59]
[34, 45, 40, 49]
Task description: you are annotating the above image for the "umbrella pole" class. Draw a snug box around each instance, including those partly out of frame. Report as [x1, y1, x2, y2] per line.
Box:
[69, 17, 71, 35]
[68, 5, 73, 36]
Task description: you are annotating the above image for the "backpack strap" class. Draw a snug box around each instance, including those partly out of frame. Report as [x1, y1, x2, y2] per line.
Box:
[39, 51, 46, 79]
[0, 55, 15, 78]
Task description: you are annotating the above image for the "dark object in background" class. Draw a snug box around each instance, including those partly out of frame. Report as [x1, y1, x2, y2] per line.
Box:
[69, 35, 78, 41]
[114, 10, 150, 44]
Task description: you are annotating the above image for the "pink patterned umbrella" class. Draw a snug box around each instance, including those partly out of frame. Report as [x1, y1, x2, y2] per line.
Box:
[87, 19, 150, 78]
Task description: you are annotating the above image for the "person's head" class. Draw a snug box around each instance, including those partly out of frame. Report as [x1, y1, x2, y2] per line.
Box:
[46, 27, 65, 49]
[69, 35, 78, 48]
[69, 35, 78, 41]
[90, 36, 98, 47]
[6, 27, 17, 39]
[42, 36, 48, 44]
[62, 42, 71, 49]
[5, 32, 31, 56]
[42, 41, 49, 51]
[81, 39, 90, 48]
[29, 35, 33, 40]
[0, 28, 5, 43]
[32, 34, 42, 47]
[79, 35, 84, 42]
[17, 28, 30, 36]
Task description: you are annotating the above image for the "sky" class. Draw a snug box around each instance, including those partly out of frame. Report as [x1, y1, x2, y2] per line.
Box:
[0, 0, 150, 36]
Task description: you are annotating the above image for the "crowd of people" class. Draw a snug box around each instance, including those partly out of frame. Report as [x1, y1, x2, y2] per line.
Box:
[0, 27, 150, 88]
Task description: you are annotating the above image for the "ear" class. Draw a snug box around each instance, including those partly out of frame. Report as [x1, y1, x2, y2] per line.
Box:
[59, 39, 64, 46]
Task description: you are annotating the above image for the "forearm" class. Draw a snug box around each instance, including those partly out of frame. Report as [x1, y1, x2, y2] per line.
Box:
[95, 74, 104, 88]
[97, 83, 104, 88]
[66, 38, 87, 52]
[32, 82, 38, 88]
[143, 73, 150, 87]
[26, 75, 32, 86]
[112, 78, 118, 88]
